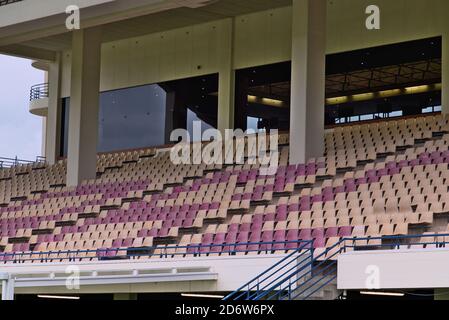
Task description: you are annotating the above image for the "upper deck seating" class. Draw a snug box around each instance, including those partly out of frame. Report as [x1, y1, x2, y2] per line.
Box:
[0, 114, 448, 263]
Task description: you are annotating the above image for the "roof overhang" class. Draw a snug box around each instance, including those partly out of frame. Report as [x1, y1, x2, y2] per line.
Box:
[0, 0, 291, 59]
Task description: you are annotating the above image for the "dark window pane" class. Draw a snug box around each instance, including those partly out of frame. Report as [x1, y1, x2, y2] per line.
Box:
[60, 84, 167, 156]
[98, 85, 166, 152]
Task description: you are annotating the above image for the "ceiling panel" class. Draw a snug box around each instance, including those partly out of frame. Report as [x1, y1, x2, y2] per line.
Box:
[20, 0, 291, 51]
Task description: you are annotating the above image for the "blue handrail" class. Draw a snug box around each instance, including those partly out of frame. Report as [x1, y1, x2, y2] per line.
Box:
[0, 240, 305, 263]
[224, 240, 314, 301]
[2, 232, 449, 302]
[223, 232, 449, 301]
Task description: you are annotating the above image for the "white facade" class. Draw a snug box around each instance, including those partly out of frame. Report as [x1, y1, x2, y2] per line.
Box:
[338, 248, 449, 290]
[0, 254, 283, 296]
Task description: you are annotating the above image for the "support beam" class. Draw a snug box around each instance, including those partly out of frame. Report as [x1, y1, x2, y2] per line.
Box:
[289, 0, 327, 165]
[0, 44, 56, 61]
[41, 117, 47, 157]
[442, 31, 449, 114]
[45, 52, 62, 165]
[67, 28, 102, 186]
[217, 18, 235, 134]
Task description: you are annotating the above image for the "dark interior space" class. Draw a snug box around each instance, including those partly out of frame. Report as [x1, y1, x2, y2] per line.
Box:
[233, 36, 442, 131]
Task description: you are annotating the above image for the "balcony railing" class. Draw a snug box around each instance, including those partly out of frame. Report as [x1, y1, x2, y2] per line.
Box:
[0, 0, 23, 7]
[0, 156, 46, 169]
[30, 83, 49, 101]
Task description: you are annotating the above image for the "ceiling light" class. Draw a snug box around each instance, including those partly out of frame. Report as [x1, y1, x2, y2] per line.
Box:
[37, 295, 80, 300]
[326, 83, 441, 105]
[181, 293, 224, 299]
[360, 291, 404, 297]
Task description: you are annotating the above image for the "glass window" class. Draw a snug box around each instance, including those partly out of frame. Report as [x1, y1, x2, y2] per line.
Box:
[247, 117, 261, 132]
[389, 111, 403, 118]
[422, 106, 433, 114]
[187, 108, 214, 142]
[60, 84, 167, 156]
[98, 85, 166, 153]
[60, 74, 219, 157]
[360, 114, 374, 121]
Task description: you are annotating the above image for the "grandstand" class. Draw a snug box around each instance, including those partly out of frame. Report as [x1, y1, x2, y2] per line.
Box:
[0, 0, 449, 301]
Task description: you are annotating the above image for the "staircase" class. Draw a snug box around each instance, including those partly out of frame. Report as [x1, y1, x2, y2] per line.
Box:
[223, 240, 344, 301]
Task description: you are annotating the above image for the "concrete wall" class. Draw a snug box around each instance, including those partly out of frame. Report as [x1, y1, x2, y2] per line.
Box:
[61, 19, 229, 97]
[236, 0, 447, 67]
[1, 254, 283, 295]
[338, 248, 449, 290]
[0, 0, 115, 28]
[328, 0, 446, 53]
[59, 0, 449, 97]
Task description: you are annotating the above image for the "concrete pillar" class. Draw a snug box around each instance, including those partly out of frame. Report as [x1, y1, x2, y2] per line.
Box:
[41, 117, 47, 158]
[442, 32, 449, 114]
[67, 28, 102, 186]
[113, 293, 138, 300]
[217, 18, 235, 134]
[289, 0, 327, 165]
[45, 53, 62, 164]
[1, 275, 14, 301]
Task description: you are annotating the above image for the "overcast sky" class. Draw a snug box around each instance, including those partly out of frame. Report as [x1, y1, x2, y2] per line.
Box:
[0, 55, 44, 160]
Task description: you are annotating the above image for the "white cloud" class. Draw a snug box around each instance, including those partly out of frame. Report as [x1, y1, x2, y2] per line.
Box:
[0, 55, 44, 160]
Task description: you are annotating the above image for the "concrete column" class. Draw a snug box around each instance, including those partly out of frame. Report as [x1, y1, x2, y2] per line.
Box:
[289, 0, 327, 165]
[45, 53, 62, 164]
[217, 18, 235, 134]
[442, 31, 449, 114]
[67, 27, 102, 186]
[41, 117, 47, 158]
[1, 280, 7, 300]
[1, 275, 14, 301]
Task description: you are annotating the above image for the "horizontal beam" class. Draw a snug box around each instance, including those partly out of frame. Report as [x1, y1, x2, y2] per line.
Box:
[0, 44, 56, 61]
[13, 272, 218, 288]
[0, 0, 212, 47]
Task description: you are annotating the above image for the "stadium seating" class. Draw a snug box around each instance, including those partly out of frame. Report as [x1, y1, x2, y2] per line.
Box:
[0, 113, 448, 263]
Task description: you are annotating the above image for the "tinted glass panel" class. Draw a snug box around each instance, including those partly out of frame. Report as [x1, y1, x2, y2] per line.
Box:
[60, 84, 166, 156]
[60, 74, 219, 157]
[98, 85, 166, 152]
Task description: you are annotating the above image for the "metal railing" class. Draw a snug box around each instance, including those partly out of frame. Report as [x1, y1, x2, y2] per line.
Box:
[0, 240, 306, 264]
[0, 156, 46, 169]
[29, 83, 49, 101]
[224, 233, 449, 301]
[2, 233, 449, 299]
[224, 240, 314, 301]
[0, 0, 23, 7]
